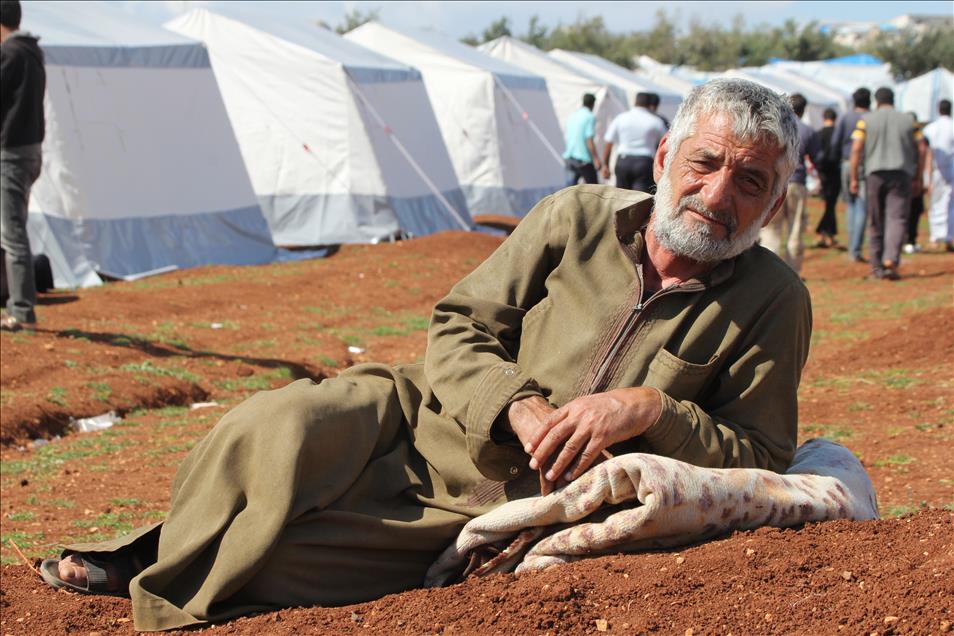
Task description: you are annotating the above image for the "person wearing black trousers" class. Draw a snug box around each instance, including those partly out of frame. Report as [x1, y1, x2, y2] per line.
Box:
[815, 108, 841, 248]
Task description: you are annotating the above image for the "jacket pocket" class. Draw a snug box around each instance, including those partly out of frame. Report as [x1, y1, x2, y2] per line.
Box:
[643, 348, 720, 402]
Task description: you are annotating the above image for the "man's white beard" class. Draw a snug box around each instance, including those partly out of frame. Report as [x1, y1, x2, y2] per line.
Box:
[650, 168, 771, 264]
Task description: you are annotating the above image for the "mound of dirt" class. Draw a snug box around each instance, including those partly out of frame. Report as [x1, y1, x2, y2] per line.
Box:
[1, 510, 950, 635]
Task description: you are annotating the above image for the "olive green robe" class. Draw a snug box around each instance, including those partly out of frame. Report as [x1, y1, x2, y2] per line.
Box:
[64, 185, 811, 630]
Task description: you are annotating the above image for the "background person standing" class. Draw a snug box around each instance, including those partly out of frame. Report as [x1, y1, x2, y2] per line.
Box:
[815, 108, 841, 248]
[600, 92, 666, 192]
[562, 93, 601, 186]
[850, 87, 923, 281]
[923, 99, 953, 252]
[0, 0, 45, 332]
[832, 88, 871, 263]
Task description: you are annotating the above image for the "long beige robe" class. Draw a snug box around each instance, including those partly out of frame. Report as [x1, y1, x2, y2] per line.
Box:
[63, 185, 811, 630]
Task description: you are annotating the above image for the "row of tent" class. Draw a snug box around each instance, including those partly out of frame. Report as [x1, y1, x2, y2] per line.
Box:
[21, 2, 952, 289]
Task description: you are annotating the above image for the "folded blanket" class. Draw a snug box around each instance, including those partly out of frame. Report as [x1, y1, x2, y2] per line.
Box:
[425, 438, 878, 587]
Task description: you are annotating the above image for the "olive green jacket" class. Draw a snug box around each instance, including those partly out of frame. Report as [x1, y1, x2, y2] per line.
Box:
[424, 184, 812, 479]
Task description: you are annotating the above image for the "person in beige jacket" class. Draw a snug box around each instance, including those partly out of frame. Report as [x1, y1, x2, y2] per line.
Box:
[42, 78, 809, 631]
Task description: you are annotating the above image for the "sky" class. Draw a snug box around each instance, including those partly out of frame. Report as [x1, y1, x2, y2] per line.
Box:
[114, 1, 953, 39]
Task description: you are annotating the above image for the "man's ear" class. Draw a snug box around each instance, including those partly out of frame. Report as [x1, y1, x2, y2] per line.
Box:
[761, 188, 787, 227]
[653, 133, 670, 183]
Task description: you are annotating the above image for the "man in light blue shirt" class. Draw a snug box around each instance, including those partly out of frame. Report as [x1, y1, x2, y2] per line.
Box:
[562, 93, 601, 186]
[601, 92, 667, 192]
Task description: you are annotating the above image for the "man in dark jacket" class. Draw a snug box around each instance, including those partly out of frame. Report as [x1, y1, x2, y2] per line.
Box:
[1, 0, 45, 331]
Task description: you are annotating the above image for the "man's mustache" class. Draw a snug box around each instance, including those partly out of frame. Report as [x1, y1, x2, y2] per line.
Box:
[677, 196, 737, 236]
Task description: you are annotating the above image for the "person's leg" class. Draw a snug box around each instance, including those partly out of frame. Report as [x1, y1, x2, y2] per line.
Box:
[882, 172, 911, 270]
[629, 156, 655, 194]
[0, 146, 42, 325]
[787, 183, 808, 273]
[760, 184, 794, 267]
[816, 171, 839, 240]
[842, 162, 866, 260]
[615, 156, 636, 190]
[57, 367, 461, 631]
[906, 194, 924, 248]
[927, 169, 949, 243]
[564, 160, 581, 187]
[580, 162, 598, 185]
[866, 173, 887, 275]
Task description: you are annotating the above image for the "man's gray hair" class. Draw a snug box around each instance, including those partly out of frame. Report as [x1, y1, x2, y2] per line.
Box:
[666, 78, 801, 200]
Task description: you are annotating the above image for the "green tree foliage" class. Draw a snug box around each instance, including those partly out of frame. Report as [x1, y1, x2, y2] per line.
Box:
[332, 8, 380, 35]
[457, 10, 946, 79]
[864, 25, 954, 80]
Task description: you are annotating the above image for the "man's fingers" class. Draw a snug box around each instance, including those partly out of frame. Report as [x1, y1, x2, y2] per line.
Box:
[562, 438, 605, 481]
[526, 408, 569, 454]
[528, 419, 574, 471]
[543, 429, 591, 482]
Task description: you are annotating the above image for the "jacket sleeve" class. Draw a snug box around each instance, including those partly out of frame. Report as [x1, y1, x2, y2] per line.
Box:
[640, 278, 813, 472]
[424, 194, 567, 481]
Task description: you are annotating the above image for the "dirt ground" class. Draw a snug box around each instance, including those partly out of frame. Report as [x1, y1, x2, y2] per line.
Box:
[1, 201, 953, 634]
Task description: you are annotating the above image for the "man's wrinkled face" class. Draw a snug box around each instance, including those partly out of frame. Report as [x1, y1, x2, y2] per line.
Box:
[650, 113, 786, 263]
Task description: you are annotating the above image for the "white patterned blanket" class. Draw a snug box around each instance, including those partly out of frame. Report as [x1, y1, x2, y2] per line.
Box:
[425, 439, 878, 587]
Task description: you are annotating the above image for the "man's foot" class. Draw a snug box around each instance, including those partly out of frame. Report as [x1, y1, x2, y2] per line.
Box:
[881, 261, 901, 281]
[39, 553, 132, 596]
[850, 254, 867, 264]
[0, 315, 36, 332]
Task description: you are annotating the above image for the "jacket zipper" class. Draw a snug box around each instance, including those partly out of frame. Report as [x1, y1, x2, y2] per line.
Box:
[586, 270, 702, 395]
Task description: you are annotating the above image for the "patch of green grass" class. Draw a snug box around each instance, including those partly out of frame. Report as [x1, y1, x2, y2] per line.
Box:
[25, 495, 39, 505]
[72, 511, 137, 535]
[0, 436, 137, 477]
[2, 530, 45, 549]
[318, 355, 338, 368]
[884, 502, 928, 517]
[887, 427, 906, 438]
[848, 401, 872, 412]
[190, 320, 239, 330]
[86, 381, 113, 402]
[110, 497, 142, 507]
[129, 272, 240, 291]
[50, 498, 76, 509]
[146, 441, 196, 456]
[120, 360, 199, 383]
[64, 359, 78, 369]
[141, 510, 166, 522]
[234, 338, 278, 351]
[873, 454, 916, 467]
[802, 424, 855, 441]
[47, 386, 68, 407]
[6, 511, 35, 521]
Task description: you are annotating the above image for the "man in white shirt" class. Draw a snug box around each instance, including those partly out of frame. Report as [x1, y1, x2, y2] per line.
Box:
[922, 99, 954, 251]
[601, 92, 667, 192]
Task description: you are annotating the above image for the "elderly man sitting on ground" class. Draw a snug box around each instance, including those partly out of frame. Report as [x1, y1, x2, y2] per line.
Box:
[42, 78, 808, 632]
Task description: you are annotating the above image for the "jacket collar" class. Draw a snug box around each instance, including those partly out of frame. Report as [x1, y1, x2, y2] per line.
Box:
[613, 196, 737, 288]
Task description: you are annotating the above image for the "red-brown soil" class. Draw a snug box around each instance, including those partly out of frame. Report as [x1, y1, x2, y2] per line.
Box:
[1, 202, 953, 634]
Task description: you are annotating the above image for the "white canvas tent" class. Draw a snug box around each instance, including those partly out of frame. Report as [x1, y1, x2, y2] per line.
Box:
[548, 49, 683, 120]
[346, 22, 565, 217]
[478, 36, 628, 167]
[21, 1, 277, 289]
[897, 68, 953, 123]
[771, 57, 896, 96]
[166, 10, 472, 246]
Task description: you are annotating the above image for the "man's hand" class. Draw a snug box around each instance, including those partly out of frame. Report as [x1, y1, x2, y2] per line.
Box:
[525, 387, 662, 487]
[849, 178, 859, 195]
[600, 165, 611, 180]
[506, 395, 556, 451]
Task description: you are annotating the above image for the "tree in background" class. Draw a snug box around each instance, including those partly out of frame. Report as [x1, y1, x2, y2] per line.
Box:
[864, 25, 954, 80]
[316, 8, 380, 35]
[458, 10, 948, 79]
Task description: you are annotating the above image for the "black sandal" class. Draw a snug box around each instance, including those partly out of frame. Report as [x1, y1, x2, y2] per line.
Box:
[39, 552, 134, 597]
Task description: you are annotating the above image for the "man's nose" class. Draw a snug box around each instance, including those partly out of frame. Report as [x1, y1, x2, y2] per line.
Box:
[700, 168, 733, 211]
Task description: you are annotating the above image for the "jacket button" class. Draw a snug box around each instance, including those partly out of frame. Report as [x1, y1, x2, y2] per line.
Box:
[504, 368, 515, 376]
[509, 466, 519, 475]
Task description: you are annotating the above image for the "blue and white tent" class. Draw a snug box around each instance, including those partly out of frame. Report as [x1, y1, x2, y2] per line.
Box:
[21, 1, 277, 289]
[346, 22, 566, 217]
[166, 10, 472, 245]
